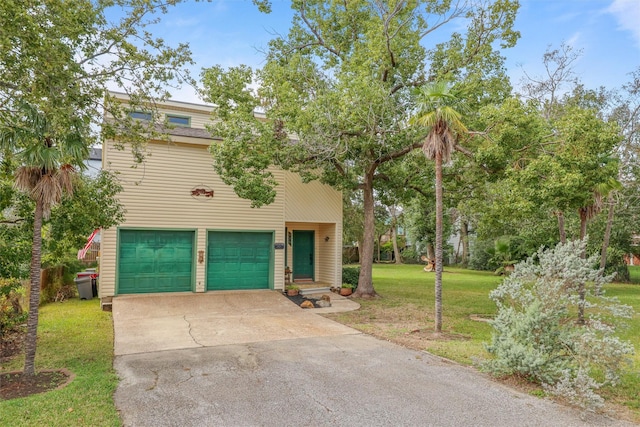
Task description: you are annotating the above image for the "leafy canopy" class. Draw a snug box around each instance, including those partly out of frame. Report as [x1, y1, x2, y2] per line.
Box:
[0, 0, 197, 154]
[202, 0, 520, 204]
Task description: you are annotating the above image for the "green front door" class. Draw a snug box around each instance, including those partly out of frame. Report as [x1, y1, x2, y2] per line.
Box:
[293, 230, 314, 280]
[118, 230, 194, 294]
[207, 231, 272, 290]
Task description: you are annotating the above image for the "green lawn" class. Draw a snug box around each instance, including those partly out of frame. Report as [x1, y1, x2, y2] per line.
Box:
[0, 299, 120, 427]
[629, 265, 640, 284]
[331, 264, 502, 361]
[2, 266, 638, 424]
[329, 264, 640, 420]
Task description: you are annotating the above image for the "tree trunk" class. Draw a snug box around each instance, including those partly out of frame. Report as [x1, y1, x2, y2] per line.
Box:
[579, 207, 588, 243]
[354, 169, 378, 298]
[460, 220, 469, 266]
[434, 151, 443, 333]
[577, 285, 586, 325]
[391, 217, 401, 265]
[376, 236, 381, 262]
[577, 207, 589, 323]
[557, 211, 566, 244]
[600, 194, 616, 270]
[426, 242, 434, 260]
[24, 199, 43, 376]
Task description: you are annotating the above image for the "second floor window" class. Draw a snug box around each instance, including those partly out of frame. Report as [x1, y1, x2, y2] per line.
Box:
[166, 115, 190, 127]
[129, 111, 152, 121]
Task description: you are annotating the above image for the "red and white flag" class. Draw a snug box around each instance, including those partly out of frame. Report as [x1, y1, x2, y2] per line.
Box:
[77, 229, 99, 260]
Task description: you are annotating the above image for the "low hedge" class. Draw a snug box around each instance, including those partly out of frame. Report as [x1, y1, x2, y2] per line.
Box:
[342, 266, 360, 289]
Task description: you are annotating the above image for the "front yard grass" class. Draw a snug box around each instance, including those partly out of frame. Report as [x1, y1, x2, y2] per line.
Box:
[326, 264, 640, 422]
[1, 265, 637, 425]
[0, 299, 120, 427]
[629, 265, 640, 283]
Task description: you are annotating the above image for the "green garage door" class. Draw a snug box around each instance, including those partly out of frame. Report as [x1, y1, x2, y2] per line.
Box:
[207, 231, 272, 290]
[118, 230, 194, 294]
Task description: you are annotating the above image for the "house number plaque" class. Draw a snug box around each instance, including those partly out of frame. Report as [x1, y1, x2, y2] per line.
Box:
[274, 243, 285, 250]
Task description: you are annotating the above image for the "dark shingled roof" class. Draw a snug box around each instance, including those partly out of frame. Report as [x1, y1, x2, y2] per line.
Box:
[103, 117, 219, 141]
[165, 126, 217, 140]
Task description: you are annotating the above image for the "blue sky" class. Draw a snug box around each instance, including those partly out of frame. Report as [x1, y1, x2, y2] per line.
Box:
[144, 0, 640, 103]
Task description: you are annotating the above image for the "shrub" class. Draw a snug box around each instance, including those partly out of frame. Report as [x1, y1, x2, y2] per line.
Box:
[480, 240, 635, 410]
[400, 247, 420, 264]
[41, 266, 79, 303]
[468, 239, 498, 271]
[0, 278, 27, 339]
[40, 259, 86, 303]
[342, 266, 360, 289]
[342, 246, 359, 264]
[603, 247, 630, 283]
[380, 241, 394, 258]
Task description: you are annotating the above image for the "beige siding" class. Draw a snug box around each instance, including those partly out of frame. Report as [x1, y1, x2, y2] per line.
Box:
[155, 105, 211, 129]
[187, 115, 209, 129]
[318, 222, 342, 285]
[100, 93, 342, 296]
[284, 171, 342, 223]
[100, 228, 117, 296]
[283, 172, 342, 287]
[109, 92, 213, 130]
[100, 140, 285, 296]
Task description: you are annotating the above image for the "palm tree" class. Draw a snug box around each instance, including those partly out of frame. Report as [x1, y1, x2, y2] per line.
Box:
[411, 82, 467, 333]
[576, 178, 621, 324]
[0, 102, 86, 376]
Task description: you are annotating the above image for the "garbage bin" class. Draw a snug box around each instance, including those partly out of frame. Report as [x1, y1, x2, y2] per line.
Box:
[76, 269, 99, 299]
[91, 276, 98, 297]
[74, 275, 93, 300]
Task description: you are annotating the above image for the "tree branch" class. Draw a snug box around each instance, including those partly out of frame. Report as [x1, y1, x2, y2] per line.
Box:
[298, 2, 341, 58]
[408, 184, 432, 199]
[419, 1, 468, 38]
[330, 158, 347, 177]
[0, 218, 26, 224]
[375, 172, 432, 200]
[375, 140, 423, 166]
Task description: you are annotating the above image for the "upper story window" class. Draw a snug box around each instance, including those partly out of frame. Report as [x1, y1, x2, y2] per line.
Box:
[128, 111, 152, 121]
[166, 114, 191, 127]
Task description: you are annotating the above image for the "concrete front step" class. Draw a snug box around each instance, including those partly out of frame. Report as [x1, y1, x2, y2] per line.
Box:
[299, 287, 331, 296]
[295, 282, 331, 289]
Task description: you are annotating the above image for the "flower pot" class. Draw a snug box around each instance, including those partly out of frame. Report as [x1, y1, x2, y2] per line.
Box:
[286, 289, 299, 297]
[339, 287, 352, 296]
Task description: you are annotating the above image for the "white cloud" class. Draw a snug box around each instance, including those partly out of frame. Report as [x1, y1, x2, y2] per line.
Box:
[165, 17, 201, 28]
[608, 0, 640, 48]
[565, 32, 582, 48]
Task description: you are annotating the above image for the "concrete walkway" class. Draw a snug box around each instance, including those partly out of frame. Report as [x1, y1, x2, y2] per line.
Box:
[113, 291, 635, 427]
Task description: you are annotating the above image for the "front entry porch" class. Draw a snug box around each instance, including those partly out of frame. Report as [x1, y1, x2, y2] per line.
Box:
[284, 222, 341, 290]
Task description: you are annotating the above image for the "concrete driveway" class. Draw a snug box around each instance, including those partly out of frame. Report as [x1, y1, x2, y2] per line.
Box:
[112, 291, 359, 356]
[113, 291, 634, 427]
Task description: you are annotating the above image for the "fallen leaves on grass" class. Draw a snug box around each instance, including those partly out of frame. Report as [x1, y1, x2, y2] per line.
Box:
[324, 302, 470, 353]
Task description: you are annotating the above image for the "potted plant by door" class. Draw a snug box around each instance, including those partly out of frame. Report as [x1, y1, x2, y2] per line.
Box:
[339, 283, 354, 296]
[285, 284, 300, 297]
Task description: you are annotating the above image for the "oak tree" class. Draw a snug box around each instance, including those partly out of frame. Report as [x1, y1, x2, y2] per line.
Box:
[202, 0, 519, 297]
